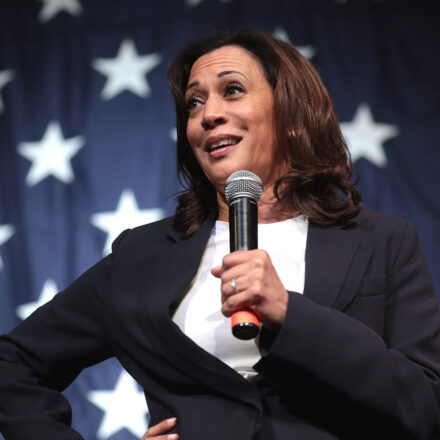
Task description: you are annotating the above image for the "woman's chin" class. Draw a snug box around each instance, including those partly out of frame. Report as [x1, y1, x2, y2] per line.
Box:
[209, 168, 243, 189]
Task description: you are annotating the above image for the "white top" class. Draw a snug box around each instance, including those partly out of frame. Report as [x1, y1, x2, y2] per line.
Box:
[172, 216, 308, 379]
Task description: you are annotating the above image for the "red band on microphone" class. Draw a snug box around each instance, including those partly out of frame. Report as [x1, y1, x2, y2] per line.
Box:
[231, 310, 260, 328]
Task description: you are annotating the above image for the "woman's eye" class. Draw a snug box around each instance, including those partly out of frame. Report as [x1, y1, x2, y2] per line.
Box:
[186, 98, 201, 111]
[225, 83, 244, 96]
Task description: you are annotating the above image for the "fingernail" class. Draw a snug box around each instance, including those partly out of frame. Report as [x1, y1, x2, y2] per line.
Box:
[167, 434, 178, 440]
[167, 417, 177, 424]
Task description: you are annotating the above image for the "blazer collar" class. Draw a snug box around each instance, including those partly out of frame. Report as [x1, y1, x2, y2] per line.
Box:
[165, 210, 218, 243]
[304, 219, 373, 310]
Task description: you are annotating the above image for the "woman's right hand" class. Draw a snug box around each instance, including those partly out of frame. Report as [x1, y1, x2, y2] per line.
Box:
[141, 417, 178, 440]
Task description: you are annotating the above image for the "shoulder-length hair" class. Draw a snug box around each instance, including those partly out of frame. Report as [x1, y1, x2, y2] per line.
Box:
[167, 28, 362, 238]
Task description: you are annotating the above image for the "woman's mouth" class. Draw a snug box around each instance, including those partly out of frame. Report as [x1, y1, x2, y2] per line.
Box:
[205, 135, 242, 157]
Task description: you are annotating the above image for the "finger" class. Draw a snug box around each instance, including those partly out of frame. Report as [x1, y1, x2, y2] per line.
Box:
[221, 289, 262, 318]
[211, 265, 222, 278]
[220, 256, 259, 281]
[222, 249, 269, 269]
[213, 250, 269, 279]
[220, 275, 249, 302]
[143, 418, 177, 438]
[220, 250, 249, 268]
[219, 262, 261, 298]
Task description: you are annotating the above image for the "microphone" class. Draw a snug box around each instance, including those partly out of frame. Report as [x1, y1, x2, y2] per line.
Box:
[224, 170, 263, 340]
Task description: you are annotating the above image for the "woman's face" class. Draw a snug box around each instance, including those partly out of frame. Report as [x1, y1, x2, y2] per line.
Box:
[185, 45, 286, 195]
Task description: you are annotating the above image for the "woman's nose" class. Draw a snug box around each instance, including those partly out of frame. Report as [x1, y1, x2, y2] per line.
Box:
[201, 96, 227, 130]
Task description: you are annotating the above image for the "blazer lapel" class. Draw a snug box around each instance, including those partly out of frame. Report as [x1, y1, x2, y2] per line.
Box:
[140, 213, 261, 409]
[304, 221, 373, 310]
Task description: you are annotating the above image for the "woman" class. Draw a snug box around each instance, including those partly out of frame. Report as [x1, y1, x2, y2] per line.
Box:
[1, 29, 440, 440]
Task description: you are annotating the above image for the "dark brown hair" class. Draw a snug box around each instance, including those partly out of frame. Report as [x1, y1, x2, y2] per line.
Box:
[167, 28, 362, 238]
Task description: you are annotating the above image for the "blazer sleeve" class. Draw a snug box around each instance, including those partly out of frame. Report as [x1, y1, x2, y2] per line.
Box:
[255, 221, 440, 439]
[0, 231, 130, 439]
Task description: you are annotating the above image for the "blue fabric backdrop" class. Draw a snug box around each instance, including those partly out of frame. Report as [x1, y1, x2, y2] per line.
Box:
[0, 1, 439, 438]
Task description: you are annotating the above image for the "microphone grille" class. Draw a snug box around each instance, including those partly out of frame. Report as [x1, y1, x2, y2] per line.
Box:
[224, 170, 263, 204]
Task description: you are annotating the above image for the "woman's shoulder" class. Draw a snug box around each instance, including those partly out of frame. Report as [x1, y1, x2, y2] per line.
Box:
[111, 215, 177, 253]
[349, 209, 416, 244]
[355, 209, 408, 229]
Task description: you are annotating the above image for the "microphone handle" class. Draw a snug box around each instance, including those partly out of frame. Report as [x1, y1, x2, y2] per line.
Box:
[229, 197, 261, 340]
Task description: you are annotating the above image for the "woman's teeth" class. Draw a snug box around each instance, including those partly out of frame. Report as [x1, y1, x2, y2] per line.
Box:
[210, 139, 238, 151]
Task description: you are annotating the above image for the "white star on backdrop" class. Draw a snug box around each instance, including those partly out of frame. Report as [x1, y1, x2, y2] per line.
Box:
[92, 39, 162, 100]
[273, 27, 317, 60]
[88, 370, 150, 439]
[38, 0, 82, 23]
[17, 121, 85, 186]
[0, 224, 14, 271]
[0, 69, 14, 113]
[16, 279, 58, 320]
[340, 104, 399, 167]
[91, 189, 164, 255]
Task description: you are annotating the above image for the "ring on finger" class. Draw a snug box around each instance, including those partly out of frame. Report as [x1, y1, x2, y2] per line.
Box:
[230, 278, 238, 293]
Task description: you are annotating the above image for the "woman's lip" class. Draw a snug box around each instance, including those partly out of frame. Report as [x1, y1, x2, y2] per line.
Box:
[205, 135, 242, 152]
[208, 141, 240, 158]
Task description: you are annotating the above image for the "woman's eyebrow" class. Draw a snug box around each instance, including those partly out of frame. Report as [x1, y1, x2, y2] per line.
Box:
[186, 70, 248, 92]
[218, 70, 248, 79]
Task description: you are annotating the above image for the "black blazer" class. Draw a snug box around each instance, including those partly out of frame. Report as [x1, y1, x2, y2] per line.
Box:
[1, 210, 440, 439]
